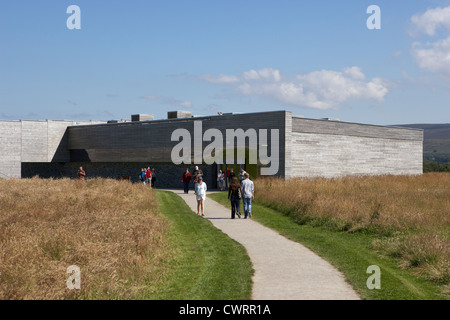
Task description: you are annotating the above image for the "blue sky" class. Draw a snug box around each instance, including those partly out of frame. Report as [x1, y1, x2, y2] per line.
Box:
[1, 0, 450, 125]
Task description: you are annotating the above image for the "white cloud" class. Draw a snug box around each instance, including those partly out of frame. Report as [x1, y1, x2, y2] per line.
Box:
[179, 100, 193, 108]
[197, 74, 240, 84]
[412, 37, 450, 76]
[200, 67, 388, 110]
[242, 68, 281, 82]
[410, 6, 450, 36]
[199, 68, 281, 84]
[410, 6, 450, 79]
[141, 95, 192, 108]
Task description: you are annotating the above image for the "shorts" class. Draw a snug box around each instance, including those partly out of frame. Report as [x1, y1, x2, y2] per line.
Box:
[196, 195, 206, 201]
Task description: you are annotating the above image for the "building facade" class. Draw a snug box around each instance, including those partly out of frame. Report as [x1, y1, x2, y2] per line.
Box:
[0, 111, 423, 188]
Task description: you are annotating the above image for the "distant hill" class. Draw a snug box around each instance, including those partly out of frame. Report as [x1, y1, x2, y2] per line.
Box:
[395, 123, 450, 164]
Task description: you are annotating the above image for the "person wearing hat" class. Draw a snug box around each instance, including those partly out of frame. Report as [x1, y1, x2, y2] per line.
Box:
[194, 176, 207, 216]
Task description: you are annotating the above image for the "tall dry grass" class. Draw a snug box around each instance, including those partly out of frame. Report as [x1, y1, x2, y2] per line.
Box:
[0, 178, 168, 300]
[255, 173, 449, 284]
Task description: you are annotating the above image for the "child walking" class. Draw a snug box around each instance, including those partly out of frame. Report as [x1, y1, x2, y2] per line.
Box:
[194, 176, 207, 216]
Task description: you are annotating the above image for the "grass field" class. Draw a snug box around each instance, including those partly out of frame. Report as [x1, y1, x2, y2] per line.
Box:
[0, 178, 252, 300]
[151, 190, 253, 299]
[210, 173, 449, 300]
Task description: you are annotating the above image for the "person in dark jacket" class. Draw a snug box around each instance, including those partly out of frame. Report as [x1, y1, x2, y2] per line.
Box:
[227, 177, 242, 219]
[229, 167, 236, 182]
[151, 168, 156, 188]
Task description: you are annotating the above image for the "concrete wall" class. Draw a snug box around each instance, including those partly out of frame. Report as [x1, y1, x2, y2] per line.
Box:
[48, 120, 75, 162]
[21, 121, 49, 163]
[286, 116, 423, 178]
[0, 121, 22, 178]
[0, 120, 105, 179]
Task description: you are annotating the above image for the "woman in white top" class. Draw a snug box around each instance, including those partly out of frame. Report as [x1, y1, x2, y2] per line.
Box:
[195, 176, 207, 216]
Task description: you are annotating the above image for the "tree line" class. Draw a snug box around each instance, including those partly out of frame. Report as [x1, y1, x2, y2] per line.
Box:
[423, 161, 450, 173]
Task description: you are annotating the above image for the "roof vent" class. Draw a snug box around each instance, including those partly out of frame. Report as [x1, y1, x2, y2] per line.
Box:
[167, 111, 192, 119]
[131, 114, 154, 122]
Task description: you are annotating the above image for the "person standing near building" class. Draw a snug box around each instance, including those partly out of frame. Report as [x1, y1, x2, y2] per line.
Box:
[77, 166, 86, 180]
[182, 168, 192, 194]
[240, 173, 254, 219]
[193, 166, 202, 184]
[140, 168, 147, 185]
[146, 166, 152, 186]
[228, 177, 242, 219]
[195, 176, 207, 216]
[229, 167, 236, 182]
[217, 169, 225, 191]
[238, 167, 247, 182]
[151, 168, 156, 188]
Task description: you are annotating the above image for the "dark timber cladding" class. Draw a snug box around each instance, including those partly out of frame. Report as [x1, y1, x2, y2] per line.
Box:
[68, 111, 288, 177]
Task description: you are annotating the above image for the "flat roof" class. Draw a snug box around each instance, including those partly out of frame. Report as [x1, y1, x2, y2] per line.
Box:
[292, 116, 424, 132]
[0, 111, 424, 132]
[67, 110, 423, 133]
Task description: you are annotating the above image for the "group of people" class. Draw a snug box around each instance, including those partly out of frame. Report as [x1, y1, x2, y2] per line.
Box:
[181, 166, 203, 194]
[182, 166, 254, 219]
[216, 167, 248, 191]
[227, 170, 254, 219]
[182, 166, 206, 216]
[76, 165, 157, 188]
[140, 167, 156, 188]
[78, 164, 254, 219]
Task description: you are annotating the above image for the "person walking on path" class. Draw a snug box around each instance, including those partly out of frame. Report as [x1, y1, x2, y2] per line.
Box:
[182, 168, 192, 194]
[151, 168, 156, 188]
[169, 189, 360, 300]
[77, 166, 86, 180]
[228, 177, 242, 219]
[241, 173, 254, 219]
[194, 176, 207, 216]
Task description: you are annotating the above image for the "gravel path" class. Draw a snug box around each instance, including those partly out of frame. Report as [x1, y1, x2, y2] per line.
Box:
[169, 189, 360, 300]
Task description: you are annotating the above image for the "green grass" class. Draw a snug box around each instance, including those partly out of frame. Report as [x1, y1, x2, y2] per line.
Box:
[145, 190, 253, 300]
[209, 192, 447, 300]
